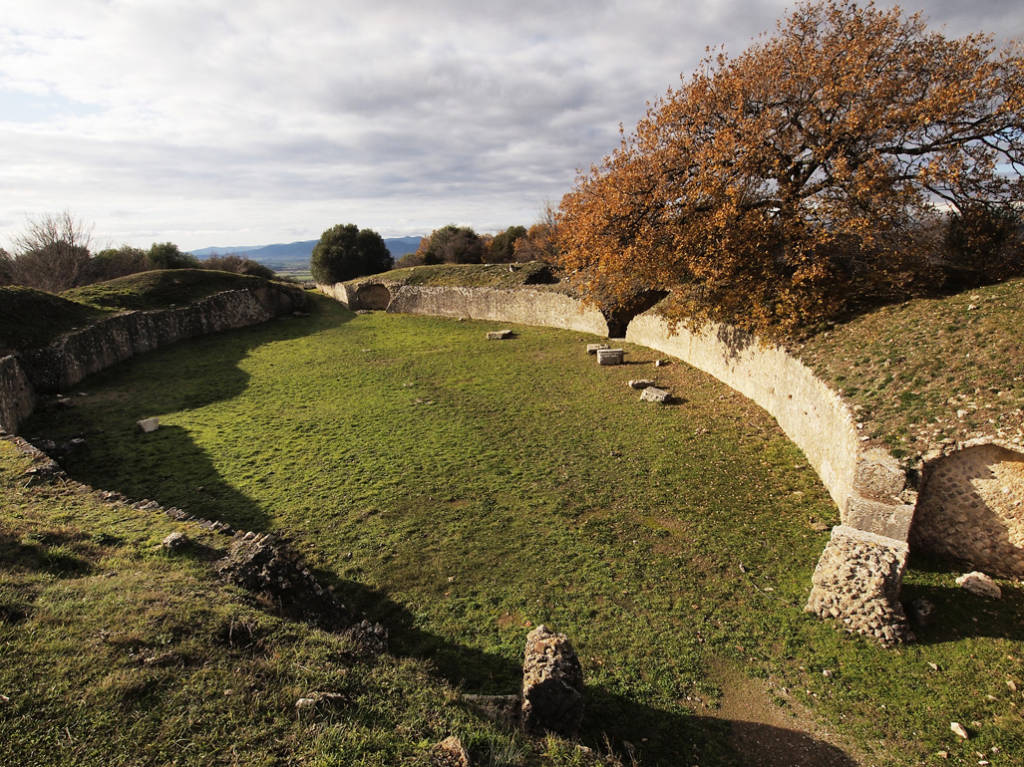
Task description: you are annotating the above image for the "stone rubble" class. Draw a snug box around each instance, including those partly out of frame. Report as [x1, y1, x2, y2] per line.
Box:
[486, 329, 514, 340]
[628, 379, 655, 390]
[136, 417, 160, 433]
[640, 387, 671, 404]
[430, 735, 471, 767]
[955, 571, 1002, 599]
[521, 624, 584, 736]
[162, 532, 188, 551]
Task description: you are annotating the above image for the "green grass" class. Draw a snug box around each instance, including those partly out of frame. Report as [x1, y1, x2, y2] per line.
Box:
[376, 261, 564, 290]
[0, 286, 113, 354]
[797, 277, 1024, 464]
[9, 293, 1024, 765]
[63, 269, 283, 311]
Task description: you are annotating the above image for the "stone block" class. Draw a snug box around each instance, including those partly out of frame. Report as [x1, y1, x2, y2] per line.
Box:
[586, 343, 610, 355]
[596, 348, 624, 366]
[854, 448, 907, 501]
[486, 329, 514, 340]
[137, 417, 160, 433]
[640, 387, 671, 403]
[628, 379, 655, 390]
[522, 625, 584, 736]
[956, 571, 1002, 599]
[844, 495, 915, 541]
[805, 525, 914, 647]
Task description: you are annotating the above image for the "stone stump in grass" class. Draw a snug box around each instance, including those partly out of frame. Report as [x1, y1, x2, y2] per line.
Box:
[805, 525, 914, 647]
[521, 624, 584, 736]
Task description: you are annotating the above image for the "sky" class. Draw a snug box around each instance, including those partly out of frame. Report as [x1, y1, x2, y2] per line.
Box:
[1, 1, 1022, 252]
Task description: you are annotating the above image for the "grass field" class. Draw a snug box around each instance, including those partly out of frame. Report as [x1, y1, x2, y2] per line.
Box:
[7, 292, 1024, 766]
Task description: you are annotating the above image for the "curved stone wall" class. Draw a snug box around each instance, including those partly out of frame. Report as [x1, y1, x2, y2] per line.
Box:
[323, 279, 920, 644]
[0, 283, 307, 434]
[318, 281, 609, 336]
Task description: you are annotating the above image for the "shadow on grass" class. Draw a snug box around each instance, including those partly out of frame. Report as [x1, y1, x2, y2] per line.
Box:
[28, 301, 353, 531]
[903, 554, 1024, 644]
[316, 567, 856, 767]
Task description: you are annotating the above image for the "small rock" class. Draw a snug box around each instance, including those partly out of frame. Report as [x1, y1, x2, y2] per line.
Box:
[928, 662, 939, 672]
[137, 417, 160, 433]
[162, 532, 188, 551]
[654, 359, 669, 367]
[956, 571, 1002, 599]
[908, 596, 936, 626]
[486, 329, 514, 340]
[295, 697, 316, 709]
[431, 735, 470, 767]
[1007, 680, 1017, 692]
[640, 387, 671, 403]
[951, 721, 970, 739]
[628, 379, 655, 390]
[586, 343, 609, 355]
[0, 694, 9, 705]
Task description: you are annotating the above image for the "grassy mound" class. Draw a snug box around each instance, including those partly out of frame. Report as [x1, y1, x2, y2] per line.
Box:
[63, 269, 281, 312]
[798, 277, 1024, 462]
[0, 286, 111, 355]
[17, 294, 1024, 765]
[0, 438, 610, 767]
[371, 261, 563, 290]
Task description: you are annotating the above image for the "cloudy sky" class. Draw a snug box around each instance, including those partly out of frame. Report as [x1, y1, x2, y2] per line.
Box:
[2, 1, 1022, 252]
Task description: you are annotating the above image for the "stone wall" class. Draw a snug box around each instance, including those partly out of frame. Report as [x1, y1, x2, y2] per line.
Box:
[912, 441, 1024, 577]
[318, 281, 609, 336]
[320, 280, 922, 644]
[0, 283, 307, 434]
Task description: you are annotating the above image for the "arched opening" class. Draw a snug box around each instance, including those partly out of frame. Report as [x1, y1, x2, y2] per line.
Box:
[353, 283, 391, 310]
[911, 444, 1024, 576]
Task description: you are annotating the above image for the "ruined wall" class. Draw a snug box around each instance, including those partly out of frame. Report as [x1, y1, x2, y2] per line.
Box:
[912, 442, 1024, 577]
[0, 284, 307, 434]
[318, 281, 609, 336]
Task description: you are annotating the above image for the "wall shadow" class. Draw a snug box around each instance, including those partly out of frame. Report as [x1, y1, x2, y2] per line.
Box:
[23, 300, 353, 532]
[902, 555, 1024, 645]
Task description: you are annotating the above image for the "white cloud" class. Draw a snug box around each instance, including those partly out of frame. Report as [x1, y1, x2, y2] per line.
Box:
[0, 0, 1021, 250]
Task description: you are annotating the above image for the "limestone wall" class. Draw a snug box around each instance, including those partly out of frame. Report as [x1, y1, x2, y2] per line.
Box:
[912, 441, 1024, 577]
[0, 283, 307, 434]
[319, 281, 609, 336]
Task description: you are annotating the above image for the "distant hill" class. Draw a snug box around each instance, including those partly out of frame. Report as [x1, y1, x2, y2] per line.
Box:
[190, 236, 422, 269]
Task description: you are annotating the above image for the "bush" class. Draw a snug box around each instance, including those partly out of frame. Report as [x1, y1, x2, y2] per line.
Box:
[7, 211, 93, 292]
[486, 226, 527, 263]
[201, 255, 276, 279]
[416, 225, 484, 265]
[310, 224, 392, 284]
[148, 242, 199, 270]
[86, 246, 149, 283]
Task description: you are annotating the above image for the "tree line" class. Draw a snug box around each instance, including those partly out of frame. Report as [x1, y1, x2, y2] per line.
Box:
[1, 211, 274, 294]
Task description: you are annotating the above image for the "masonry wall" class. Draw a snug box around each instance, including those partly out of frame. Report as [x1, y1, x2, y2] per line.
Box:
[0, 284, 307, 434]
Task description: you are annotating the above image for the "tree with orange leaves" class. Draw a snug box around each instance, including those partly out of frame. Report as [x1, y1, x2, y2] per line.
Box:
[557, 0, 1024, 336]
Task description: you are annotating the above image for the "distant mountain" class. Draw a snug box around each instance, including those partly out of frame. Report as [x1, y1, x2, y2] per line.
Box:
[190, 236, 422, 269]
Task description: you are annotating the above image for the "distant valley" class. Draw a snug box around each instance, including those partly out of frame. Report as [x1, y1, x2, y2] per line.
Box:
[190, 236, 422, 270]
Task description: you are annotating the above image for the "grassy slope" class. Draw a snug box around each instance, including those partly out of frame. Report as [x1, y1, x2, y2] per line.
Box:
[0, 439, 615, 767]
[63, 269, 281, 311]
[0, 287, 112, 354]
[370, 262, 567, 291]
[797, 277, 1024, 464]
[14, 293, 1024, 766]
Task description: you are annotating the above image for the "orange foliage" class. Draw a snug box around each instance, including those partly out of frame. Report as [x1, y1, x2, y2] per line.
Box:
[556, 0, 1024, 336]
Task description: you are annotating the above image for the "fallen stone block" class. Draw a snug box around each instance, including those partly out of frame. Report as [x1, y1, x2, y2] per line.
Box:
[640, 387, 671, 403]
[596, 348, 624, 366]
[586, 343, 610, 355]
[431, 735, 470, 767]
[522, 624, 584, 736]
[805, 525, 914, 647]
[162, 532, 188, 551]
[486, 329, 514, 340]
[137, 417, 160, 433]
[956, 571, 1002, 599]
[844, 495, 915, 541]
[628, 379, 655, 390]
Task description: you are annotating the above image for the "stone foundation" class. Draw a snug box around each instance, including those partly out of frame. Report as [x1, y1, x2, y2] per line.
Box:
[805, 526, 914, 647]
[912, 443, 1024, 577]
